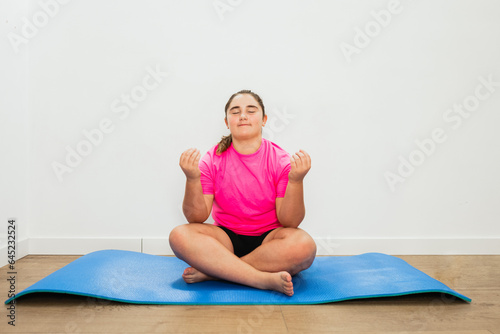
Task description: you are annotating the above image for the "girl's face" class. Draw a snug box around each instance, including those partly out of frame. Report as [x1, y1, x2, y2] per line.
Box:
[225, 94, 267, 140]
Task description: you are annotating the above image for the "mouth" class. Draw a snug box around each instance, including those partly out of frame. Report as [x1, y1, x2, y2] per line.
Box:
[238, 124, 251, 127]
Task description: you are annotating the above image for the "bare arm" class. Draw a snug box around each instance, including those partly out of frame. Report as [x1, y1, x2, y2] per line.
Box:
[276, 150, 311, 228]
[179, 148, 213, 223]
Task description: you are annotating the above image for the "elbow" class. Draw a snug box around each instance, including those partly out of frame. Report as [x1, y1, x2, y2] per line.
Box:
[185, 215, 207, 224]
[183, 208, 209, 224]
[182, 203, 210, 224]
[278, 214, 304, 229]
[185, 212, 209, 224]
[280, 221, 301, 229]
[187, 219, 204, 224]
[280, 222, 299, 228]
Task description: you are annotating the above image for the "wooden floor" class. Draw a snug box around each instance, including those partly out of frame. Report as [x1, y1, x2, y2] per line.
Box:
[1, 254, 499, 333]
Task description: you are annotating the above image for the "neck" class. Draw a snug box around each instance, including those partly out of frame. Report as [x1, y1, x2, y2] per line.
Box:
[231, 136, 263, 155]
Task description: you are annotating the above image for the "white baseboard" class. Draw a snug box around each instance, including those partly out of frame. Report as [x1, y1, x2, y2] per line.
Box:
[0, 238, 30, 268]
[142, 238, 174, 255]
[314, 237, 500, 255]
[26, 237, 172, 256]
[28, 237, 142, 255]
[1, 237, 498, 267]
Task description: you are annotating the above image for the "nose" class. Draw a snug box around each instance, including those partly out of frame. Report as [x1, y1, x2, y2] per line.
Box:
[240, 112, 248, 120]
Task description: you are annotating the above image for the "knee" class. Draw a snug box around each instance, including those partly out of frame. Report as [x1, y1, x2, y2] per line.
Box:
[290, 231, 317, 270]
[169, 224, 190, 252]
[299, 235, 317, 269]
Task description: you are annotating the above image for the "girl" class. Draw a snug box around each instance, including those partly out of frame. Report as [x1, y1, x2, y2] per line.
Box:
[169, 90, 316, 296]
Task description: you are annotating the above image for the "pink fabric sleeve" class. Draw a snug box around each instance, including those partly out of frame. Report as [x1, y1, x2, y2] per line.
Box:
[199, 152, 214, 195]
[276, 157, 291, 198]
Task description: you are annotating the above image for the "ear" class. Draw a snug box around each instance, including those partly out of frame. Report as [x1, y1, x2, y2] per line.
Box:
[262, 114, 268, 127]
[224, 117, 228, 129]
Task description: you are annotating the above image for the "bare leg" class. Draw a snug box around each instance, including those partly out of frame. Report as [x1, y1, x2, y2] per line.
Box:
[241, 227, 317, 276]
[169, 224, 294, 296]
[184, 227, 317, 279]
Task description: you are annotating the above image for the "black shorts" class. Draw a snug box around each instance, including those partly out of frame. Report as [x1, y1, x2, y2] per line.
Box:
[217, 225, 276, 257]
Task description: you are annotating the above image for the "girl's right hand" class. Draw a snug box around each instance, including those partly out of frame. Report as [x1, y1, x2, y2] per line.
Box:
[179, 148, 201, 180]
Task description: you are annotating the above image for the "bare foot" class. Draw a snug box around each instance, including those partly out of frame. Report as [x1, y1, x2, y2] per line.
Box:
[263, 271, 294, 296]
[182, 267, 218, 283]
[183, 267, 293, 297]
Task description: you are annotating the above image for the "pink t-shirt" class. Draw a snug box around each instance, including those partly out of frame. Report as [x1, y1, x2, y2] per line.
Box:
[199, 138, 291, 236]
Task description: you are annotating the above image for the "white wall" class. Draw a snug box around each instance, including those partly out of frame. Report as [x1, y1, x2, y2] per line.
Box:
[0, 0, 31, 265]
[1, 0, 499, 260]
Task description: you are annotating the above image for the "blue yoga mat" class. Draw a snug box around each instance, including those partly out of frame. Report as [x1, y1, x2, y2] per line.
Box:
[5, 250, 470, 305]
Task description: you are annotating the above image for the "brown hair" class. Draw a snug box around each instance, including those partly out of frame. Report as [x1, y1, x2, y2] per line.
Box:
[216, 90, 266, 155]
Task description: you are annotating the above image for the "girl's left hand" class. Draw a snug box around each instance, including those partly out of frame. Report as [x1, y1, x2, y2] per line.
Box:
[288, 149, 311, 183]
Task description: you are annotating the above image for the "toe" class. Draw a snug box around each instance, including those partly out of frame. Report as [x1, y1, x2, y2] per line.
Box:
[183, 267, 195, 276]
